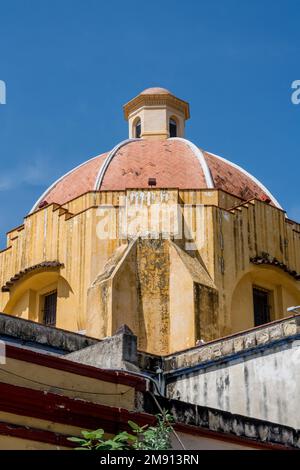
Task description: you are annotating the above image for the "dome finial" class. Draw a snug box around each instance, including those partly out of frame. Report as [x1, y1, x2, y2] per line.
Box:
[123, 87, 190, 140]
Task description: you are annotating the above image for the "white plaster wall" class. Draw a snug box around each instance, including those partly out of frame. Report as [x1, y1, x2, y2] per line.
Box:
[168, 340, 300, 429]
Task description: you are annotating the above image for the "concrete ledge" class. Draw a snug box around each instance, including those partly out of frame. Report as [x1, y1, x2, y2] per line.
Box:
[66, 324, 139, 371]
[0, 313, 98, 353]
[163, 315, 300, 373]
[143, 394, 300, 449]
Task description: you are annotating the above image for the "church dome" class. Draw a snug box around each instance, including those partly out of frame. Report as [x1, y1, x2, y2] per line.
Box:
[31, 138, 281, 212]
[30, 88, 281, 212]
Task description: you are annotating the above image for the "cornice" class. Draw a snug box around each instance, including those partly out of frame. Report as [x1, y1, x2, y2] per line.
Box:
[123, 93, 190, 120]
[250, 252, 300, 280]
[1, 261, 65, 293]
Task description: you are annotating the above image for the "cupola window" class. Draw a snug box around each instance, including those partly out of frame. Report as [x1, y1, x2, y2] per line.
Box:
[169, 118, 177, 138]
[135, 119, 141, 139]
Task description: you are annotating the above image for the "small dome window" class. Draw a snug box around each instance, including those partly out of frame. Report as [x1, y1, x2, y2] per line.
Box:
[169, 118, 177, 137]
[134, 119, 141, 138]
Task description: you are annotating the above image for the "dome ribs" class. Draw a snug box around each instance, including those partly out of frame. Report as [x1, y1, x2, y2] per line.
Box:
[100, 140, 206, 191]
[30, 140, 281, 210]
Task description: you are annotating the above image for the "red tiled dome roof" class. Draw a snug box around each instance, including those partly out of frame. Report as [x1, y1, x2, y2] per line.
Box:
[100, 140, 206, 191]
[35, 152, 108, 208]
[31, 139, 281, 211]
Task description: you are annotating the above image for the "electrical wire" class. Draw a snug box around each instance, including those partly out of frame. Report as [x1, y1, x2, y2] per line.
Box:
[0, 367, 132, 396]
[149, 391, 186, 450]
[103, 367, 164, 396]
[0, 359, 188, 448]
[100, 368, 186, 450]
[0, 366, 186, 449]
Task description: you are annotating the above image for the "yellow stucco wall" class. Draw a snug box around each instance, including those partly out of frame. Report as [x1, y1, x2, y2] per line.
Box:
[169, 243, 195, 351]
[1, 188, 300, 353]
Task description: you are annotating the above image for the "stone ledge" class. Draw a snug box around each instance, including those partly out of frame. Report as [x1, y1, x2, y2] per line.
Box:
[163, 315, 300, 373]
[0, 312, 98, 353]
[66, 324, 139, 371]
[143, 394, 300, 449]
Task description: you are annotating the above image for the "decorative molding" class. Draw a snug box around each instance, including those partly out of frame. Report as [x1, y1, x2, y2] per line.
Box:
[250, 252, 300, 280]
[123, 93, 190, 120]
[1, 261, 65, 292]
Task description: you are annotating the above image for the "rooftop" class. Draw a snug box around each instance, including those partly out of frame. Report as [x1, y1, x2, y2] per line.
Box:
[0, 312, 299, 449]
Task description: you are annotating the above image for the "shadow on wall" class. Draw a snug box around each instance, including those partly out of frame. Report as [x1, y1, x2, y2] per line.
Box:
[3, 270, 73, 325]
[230, 265, 300, 333]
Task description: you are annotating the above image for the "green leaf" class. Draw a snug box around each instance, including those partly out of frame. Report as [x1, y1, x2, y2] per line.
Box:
[82, 441, 94, 447]
[128, 420, 141, 431]
[113, 431, 132, 442]
[67, 437, 87, 444]
[95, 443, 112, 450]
[82, 429, 104, 440]
[96, 440, 125, 450]
[69, 411, 174, 451]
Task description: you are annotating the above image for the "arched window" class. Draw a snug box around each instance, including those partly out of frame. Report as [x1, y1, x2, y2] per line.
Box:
[169, 117, 177, 137]
[134, 119, 141, 138]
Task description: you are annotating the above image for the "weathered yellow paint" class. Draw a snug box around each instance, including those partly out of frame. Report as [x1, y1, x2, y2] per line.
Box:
[1, 188, 300, 354]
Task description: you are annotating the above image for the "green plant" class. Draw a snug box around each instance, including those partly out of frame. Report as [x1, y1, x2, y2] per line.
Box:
[68, 428, 135, 450]
[129, 412, 173, 450]
[68, 411, 174, 451]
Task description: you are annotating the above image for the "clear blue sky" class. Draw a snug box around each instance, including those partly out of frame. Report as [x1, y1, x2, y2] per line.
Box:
[0, 0, 299, 246]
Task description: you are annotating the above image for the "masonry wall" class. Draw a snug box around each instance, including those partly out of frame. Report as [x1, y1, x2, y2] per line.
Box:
[1, 188, 300, 354]
[210, 200, 300, 338]
[165, 317, 300, 429]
